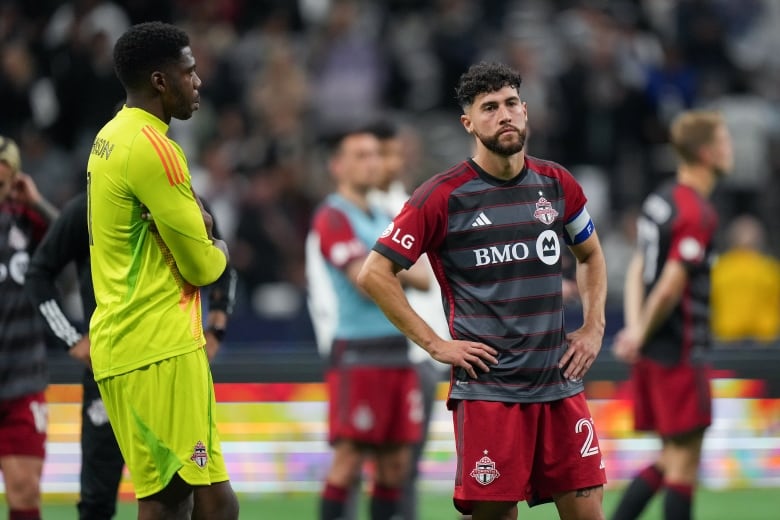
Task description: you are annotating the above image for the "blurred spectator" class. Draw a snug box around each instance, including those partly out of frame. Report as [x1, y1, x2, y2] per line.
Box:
[307, 0, 387, 134]
[705, 75, 780, 225]
[18, 124, 79, 208]
[711, 215, 780, 344]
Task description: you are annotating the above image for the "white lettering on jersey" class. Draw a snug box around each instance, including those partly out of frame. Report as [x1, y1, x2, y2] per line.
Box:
[390, 228, 415, 249]
[474, 242, 530, 266]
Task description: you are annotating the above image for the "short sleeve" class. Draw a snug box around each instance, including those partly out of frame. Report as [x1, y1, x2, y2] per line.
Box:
[312, 206, 367, 269]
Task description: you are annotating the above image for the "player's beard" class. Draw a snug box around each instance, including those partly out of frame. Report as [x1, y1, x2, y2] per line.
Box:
[477, 127, 527, 157]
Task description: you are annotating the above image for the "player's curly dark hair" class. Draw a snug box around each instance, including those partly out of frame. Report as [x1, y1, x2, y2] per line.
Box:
[455, 62, 523, 109]
[113, 21, 190, 91]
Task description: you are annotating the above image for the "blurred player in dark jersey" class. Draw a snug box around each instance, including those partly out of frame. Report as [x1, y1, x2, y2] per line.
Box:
[359, 62, 608, 520]
[612, 111, 733, 520]
[0, 135, 58, 520]
[25, 191, 236, 520]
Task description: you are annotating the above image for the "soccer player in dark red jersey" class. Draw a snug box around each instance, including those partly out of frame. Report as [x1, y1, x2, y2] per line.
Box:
[611, 111, 733, 520]
[0, 135, 58, 520]
[358, 62, 608, 520]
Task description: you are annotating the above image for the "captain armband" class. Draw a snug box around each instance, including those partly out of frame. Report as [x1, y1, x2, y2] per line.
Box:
[564, 208, 595, 245]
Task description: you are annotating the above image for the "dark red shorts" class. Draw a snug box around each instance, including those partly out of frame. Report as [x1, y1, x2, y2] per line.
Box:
[631, 358, 712, 438]
[452, 393, 606, 514]
[327, 366, 422, 445]
[0, 391, 47, 458]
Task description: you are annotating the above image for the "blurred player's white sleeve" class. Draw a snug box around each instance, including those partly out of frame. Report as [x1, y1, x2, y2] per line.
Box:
[369, 183, 450, 368]
[305, 231, 338, 357]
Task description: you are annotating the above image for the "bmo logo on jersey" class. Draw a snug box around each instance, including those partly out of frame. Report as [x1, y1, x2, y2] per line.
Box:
[381, 222, 415, 250]
[473, 230, 560, 266]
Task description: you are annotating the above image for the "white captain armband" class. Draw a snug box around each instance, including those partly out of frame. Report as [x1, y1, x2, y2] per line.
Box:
[564, 208, 595, 245]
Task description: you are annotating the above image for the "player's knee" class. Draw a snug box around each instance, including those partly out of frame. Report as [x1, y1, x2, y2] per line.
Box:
[4, 473, 41, 509]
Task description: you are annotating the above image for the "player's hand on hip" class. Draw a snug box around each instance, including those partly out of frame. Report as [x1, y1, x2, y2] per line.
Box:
[612, 328, 642, 364]
[69, 335, 92, 371]
[431, 339, 498, 379]
[561, 326, 604, 380]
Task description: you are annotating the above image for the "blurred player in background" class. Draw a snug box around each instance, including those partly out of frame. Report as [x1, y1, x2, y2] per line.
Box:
[359, 61, 608, 520]
[612, 110, 733, 520]
[25, 190, 236, 520]
[366, 119, 449, 520]
[0, 135, 58, 520]
[87, 21, 237, 519]
[308, 128, 430, 520]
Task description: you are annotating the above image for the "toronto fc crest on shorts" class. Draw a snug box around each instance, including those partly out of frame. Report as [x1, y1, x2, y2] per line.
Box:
[470, 450, 500, 485]
[533, 196, 559, 225]
[191, 440, 208, 468]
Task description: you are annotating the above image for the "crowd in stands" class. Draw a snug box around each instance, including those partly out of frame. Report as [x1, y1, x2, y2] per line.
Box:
[3, 0, 780, 348]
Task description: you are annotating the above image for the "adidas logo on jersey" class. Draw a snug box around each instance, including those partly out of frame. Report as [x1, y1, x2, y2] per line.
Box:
[471, 211, 492, 227]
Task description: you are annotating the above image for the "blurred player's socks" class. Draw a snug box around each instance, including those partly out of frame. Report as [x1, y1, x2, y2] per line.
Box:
[371, 484, 401, 520]
[611, 464, 663, 520]
[321, 482, 349, 520]
[9, 509, 41, 520]
[664, 482, 693, 520]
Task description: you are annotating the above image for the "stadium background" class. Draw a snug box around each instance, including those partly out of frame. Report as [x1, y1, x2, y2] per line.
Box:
[2, 0, 780, 517]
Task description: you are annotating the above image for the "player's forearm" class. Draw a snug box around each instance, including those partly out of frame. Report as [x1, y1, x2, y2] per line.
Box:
[32, 196, 59, 223]
[156, 221, 228, 286]
[637, 284, 683, 343]
[179, 243, 227, 287]
[635, 262, 687, 342]
[25, 269, 83, 349]
[575, 245, 607, 335]
[623, 252, 645, 329]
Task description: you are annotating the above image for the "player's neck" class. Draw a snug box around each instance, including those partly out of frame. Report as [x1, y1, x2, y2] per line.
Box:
[677, 164, 717, 198]
[338, 185, 370, 212]
[124, 93, 169, 125]
[471, 151, 526, 181]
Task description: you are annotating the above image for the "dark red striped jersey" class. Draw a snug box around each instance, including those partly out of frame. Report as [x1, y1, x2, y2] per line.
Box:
[0, 200, 49, 400]
[636, 181, 718, 365]
[373, 156, 596, 405]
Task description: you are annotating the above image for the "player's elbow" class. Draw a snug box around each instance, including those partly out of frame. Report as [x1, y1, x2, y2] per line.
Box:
[356, 262, 373, 295]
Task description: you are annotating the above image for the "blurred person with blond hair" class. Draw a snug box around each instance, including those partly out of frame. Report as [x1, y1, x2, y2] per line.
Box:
[612, 110, 733, 520]
[711, 214, 780, 344]
[0, 135, 58, 520]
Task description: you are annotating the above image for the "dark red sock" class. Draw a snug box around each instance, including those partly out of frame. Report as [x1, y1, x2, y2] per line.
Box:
[321, 482, 348, 520]
[10, 509, 41, 520]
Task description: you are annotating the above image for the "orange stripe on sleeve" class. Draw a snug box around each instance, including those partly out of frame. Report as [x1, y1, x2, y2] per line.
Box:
[141, 126, 176, 186]
[147, 126, 186, 184]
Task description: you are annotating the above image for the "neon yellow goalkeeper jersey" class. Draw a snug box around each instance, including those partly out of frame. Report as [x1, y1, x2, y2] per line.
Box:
[87, 106, 227, 381]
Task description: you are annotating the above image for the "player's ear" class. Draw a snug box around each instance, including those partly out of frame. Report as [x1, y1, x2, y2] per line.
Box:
[151, 71, 166, 94]
[461, 114, 473, 134]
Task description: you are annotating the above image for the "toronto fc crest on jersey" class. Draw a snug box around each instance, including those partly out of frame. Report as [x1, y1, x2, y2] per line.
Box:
[533, 197, 558, 225]
[470, 450, 500, 485]
[191, 440, 208, 468]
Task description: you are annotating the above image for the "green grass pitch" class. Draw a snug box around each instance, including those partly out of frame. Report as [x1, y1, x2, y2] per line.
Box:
[9, 487, 778, 519]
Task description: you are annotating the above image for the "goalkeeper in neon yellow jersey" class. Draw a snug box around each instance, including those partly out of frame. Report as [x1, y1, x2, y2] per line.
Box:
[86, 21, 238, 519]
